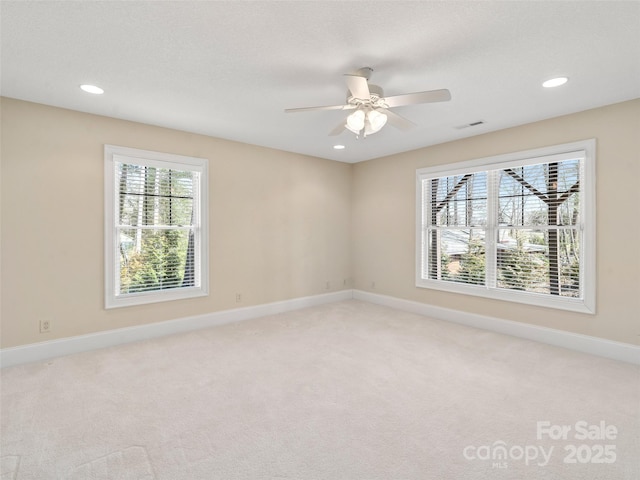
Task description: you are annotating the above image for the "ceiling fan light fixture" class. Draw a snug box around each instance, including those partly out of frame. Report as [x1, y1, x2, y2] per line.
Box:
[366, 109, 387, 134]
[346, 109, 365, 133]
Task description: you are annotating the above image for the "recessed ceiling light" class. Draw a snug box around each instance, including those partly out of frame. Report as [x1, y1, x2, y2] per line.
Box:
[80, 84, 104, 95]
[333, 144, 345, 150]
[542, 77, 568, 88]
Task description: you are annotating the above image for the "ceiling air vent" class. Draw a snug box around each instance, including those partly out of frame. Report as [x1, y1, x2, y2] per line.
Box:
[455, 120, 486, 130]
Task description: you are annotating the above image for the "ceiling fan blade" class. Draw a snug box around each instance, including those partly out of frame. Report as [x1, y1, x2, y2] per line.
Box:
[328, 121, 346, 136]
[377, 108, 416, 131]
[344, 74, 371, 100]
[285, 104, 353, 113]
[383, 89, 451, 108]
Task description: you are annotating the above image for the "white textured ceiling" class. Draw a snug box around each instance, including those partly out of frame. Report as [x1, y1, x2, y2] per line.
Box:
[2, 1, 639, 163]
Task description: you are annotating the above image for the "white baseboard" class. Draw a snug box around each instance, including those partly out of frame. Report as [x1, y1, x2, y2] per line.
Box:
[0, 290, 353, 368]
[3, 289, 638, 368]
[353, 290, 640, 366]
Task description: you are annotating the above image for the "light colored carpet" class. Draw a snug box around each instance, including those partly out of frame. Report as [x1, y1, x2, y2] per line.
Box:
[1, 300, 638, 479]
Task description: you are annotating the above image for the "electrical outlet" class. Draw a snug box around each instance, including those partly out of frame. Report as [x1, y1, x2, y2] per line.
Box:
[40, 320, 51, 333]
[325, 281, 331, 290]
[371, 281, 376, 289]
[235, 293, 242, 303]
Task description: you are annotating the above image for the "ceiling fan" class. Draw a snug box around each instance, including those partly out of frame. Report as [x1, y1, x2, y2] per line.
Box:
[285, 67, 451, 138]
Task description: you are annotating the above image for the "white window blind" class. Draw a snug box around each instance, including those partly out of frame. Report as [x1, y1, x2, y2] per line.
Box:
[416, 140, 595, 313]
[105, 146, 208, 308]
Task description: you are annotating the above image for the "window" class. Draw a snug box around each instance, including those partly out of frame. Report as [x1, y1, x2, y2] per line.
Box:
[105, 145, 208, 308]
[416, 140, 595, 313]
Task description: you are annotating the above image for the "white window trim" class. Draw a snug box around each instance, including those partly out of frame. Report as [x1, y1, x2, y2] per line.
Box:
[104, 145, 209, 309]
[416, 139, 596, 314]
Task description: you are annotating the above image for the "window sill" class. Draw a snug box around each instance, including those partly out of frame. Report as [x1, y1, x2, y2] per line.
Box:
[105, 286, 208, 309]
[416, 278, 595, 314]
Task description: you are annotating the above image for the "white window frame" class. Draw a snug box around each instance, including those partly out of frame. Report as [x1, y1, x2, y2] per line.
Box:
[105, 145, 209, 309]
[416, 140, 596, 314]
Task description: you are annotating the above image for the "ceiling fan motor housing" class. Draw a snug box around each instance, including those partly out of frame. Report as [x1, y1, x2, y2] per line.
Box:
[347, 84, 386, 107]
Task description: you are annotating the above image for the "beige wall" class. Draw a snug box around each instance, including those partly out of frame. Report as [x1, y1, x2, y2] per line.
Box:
[352, 99, 640, 345]
[2, 98, 639, 349]
[0, 98, 352, 348]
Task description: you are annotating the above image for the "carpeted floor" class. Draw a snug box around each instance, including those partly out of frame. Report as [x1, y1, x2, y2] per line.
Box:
[1, 300, 638, 479]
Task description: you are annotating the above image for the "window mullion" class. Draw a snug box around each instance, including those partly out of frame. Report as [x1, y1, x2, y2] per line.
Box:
[485, 170, 498, 289]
